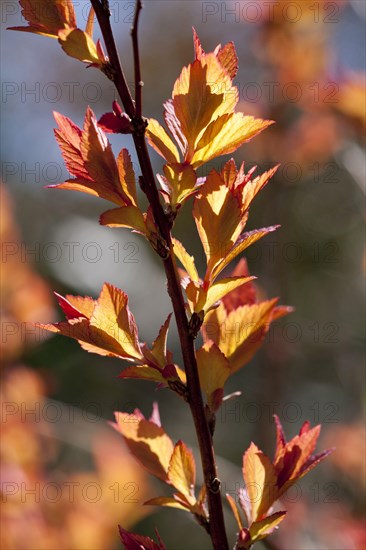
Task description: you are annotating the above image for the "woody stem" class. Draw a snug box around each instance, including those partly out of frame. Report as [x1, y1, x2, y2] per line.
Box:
[90, 1, 229, 548]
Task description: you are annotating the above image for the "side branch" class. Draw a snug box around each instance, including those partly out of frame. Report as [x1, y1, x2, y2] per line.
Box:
[131, 0, 143, 118]
[90, 0, 135, 117]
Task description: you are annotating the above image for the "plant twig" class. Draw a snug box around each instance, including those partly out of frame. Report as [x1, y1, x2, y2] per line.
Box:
[90, 0, 135, 117]
[91, 1, 229, 548]
[131, 0, 143, 118]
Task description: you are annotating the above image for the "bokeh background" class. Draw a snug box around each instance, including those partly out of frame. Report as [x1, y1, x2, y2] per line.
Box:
[1, 1, 365, 548]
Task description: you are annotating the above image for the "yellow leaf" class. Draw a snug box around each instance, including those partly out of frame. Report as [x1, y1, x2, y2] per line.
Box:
[172, 60, 220, 127]
[193, 169, 243, 277]
[203, 299, 280, 373]
[119, 362, 186, 386]
[168, 441, 196, 502]
[191, 113, 273, 168]
[197, 341, 231, 412]
[204, 276, 256, 314]
[211, 226, 279, 282]
[117, 148, 138, 206]
[150, 314, 172, 368]
[100, 206, 147, 234]
[85, 6, 95, 37]
[249, 511, 287, 543]
[65, 294, 95, 318]
[226, 493, 244, 530]
[114, 412, 174, 482]
[146, 118, 180, 163]
[58, 28, 101, 65]
[9, 0, 76, 38]
[89, 283, 143, 361]
[243, 443, 278, 522]
[171, 54, 237, 161]
[185, 280, 207, 314]
[163, 163, 197, 206]
[240, 166, 279, 213]
[144, 496, 190, 512]
[119, 365, 165, 383]
[172, 238, 199, 282]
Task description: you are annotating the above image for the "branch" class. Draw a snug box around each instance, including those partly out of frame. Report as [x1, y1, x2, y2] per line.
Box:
[91, 1, 229, 548]
[90, 0, 135, 117]
[131, 0, 143, 118]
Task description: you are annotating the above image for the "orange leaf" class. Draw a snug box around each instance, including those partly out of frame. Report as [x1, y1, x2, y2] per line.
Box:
[8, 0, 76, 38]
[80, 108, 128, 203]
[211, 226, 280, 282]
[100, 206, 147, 234]
[163, 163, 198, 206]
[117, 148, 138, 206]
[58, 28, 101, 65]
[119, 363, 186, 386]
[171, 58, 225, 162]
[249, 511, 287, 543]
[149, 314, 172, 369]
[52, 109, 135, 207]
[191, 114, 273, 168]
[216, 41, 238, 79]
[185, 280, 207, 314]
[196, 341, 231, 412]
[38, 283, 145, 362]
[119, 365, 165, 384]
[193, 169, 243, 278]
[240, 166, 279, 213]
[85, 6, 95, 38]
[243, 443, 278, 521]
[146, 118, 180, 163]
[168, 441, 196, 502]
[204, 276, 256, 314]
[172, 238, 199, 282]
[226, 493, 244, 530]
[113, 410, 174, 482]
[89, 283, 143, 361]
[203, 299, 281, 373]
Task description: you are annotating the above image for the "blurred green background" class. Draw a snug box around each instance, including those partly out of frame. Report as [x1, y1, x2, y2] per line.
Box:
[1, 1, 365, 549]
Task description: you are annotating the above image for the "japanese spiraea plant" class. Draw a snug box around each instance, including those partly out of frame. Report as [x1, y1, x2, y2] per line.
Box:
[10, 1, 333, 548]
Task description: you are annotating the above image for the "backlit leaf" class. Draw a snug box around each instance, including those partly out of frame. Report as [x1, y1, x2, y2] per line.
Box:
[243, 443, 278, 521]
[58, 28, 101, 65]
[203, 299, 281, 373]
[163, 163, 198, 206]
[51, 109, 135, 207]
[113, 410, 174, 482]
[191, 114, 273, 168]
[100, 206, 147, 234]
[197, 341, 230, 412]
[146, 118, 180, 163]
[204, 276, 256, 314]
[226, 493, 244, 530]
[168, 441, 196, 501]
[8, 0, 76, 38]
[117, 148, 138, 206]
[249, 511, 287, 542]
[172, 238, 199, 282]
[211, 226, 280, 282]
[89, 283, 143, 361]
